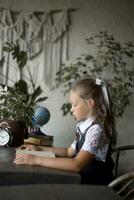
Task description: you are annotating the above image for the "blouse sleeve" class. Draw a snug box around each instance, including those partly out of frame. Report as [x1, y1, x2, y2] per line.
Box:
[81, 124, 109, 161]
[71, 139, 77, 149]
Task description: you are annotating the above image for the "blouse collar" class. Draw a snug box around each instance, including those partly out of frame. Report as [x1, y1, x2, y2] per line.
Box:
[76, 117, 95, 134]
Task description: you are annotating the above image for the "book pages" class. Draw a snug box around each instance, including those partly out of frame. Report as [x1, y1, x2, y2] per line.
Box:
[16, 149, 55, 158]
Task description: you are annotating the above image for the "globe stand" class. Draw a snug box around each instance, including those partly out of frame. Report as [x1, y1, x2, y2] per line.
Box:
[29, 127, 46, 136]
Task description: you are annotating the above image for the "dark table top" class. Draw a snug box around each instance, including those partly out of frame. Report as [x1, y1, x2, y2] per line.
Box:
[0, 147, 80, 185]
[0, 184, 122, 200]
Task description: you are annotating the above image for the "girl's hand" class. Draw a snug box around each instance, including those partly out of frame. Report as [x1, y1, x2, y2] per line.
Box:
[13, 153, 36, 165]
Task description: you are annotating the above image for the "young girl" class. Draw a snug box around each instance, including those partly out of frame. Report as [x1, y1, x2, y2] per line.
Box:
[14, 78, 116, 185]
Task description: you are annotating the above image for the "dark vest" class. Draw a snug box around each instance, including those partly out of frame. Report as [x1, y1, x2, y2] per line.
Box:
[75, 121, 114, 185]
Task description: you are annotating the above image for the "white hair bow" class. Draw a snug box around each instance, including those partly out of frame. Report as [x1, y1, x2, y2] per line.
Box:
[96, 78, 110, 110]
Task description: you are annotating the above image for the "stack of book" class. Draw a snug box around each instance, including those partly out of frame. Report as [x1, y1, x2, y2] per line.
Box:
[24, 134, 54, 146]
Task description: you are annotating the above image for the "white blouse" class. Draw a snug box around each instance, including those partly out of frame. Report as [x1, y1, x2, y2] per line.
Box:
[71, 117, 109, 162]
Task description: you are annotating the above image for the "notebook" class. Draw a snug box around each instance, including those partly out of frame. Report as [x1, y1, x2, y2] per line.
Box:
[16, 149, 55, 158]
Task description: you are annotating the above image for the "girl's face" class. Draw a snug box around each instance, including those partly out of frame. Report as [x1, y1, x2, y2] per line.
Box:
[69, 90, 94, 121]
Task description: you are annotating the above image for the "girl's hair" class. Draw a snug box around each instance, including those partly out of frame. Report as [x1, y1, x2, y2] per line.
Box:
[71, 78, 117, 149]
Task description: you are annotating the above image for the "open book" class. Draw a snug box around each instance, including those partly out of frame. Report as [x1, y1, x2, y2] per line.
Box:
[16, 149, 55, 158]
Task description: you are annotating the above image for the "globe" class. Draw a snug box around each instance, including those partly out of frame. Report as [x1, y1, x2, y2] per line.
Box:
[32, 106, 50, 128]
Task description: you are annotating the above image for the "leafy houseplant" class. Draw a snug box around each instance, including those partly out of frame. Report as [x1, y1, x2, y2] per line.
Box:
[56, 31, 134, 121]
[0, 41, 48, 127]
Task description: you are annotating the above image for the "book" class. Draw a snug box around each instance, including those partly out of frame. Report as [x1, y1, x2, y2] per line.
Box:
[16, 149, 55, 158]
[24, 135, 53, 146]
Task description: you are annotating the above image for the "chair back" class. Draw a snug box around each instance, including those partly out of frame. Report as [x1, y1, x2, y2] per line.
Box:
[108, 171, 134, 200]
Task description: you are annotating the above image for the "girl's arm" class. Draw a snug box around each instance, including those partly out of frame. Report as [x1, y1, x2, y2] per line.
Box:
[14, 150, 94, 172]
[37, 146, 75, 157]
[19, 144, 76, 158]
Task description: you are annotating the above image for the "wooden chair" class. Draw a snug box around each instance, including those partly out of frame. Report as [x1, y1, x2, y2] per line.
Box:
[108, 171, 134, 200]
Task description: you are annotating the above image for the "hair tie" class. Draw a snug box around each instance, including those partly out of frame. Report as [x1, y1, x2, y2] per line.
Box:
[96, 78, 110, 111]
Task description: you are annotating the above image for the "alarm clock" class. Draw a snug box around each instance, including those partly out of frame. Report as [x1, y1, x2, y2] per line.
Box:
[0, 122, 13, 146]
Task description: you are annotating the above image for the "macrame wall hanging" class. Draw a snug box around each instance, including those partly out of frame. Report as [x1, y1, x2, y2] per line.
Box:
[0, 6, 73, 88]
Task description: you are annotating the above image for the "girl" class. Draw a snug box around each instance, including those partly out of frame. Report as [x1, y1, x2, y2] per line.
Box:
[14, 78, 116, 185]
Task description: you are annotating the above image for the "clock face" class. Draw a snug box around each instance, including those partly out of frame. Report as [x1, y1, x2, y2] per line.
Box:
[0, 129, 10, 146]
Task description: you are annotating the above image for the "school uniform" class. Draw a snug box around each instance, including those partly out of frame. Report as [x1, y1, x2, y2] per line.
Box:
[71, 117, 114, 185]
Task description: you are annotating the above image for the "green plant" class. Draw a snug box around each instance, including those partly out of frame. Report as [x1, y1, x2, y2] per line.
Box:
[3, 41, 28, 80]
[0, 42, 48, 126]
[56, 31, 134, 119]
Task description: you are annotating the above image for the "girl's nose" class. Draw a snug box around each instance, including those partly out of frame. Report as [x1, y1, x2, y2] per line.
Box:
[70, 106, 73, 112]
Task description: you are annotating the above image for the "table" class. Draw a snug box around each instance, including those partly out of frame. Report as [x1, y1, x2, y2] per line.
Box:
[0, 147, 80, 185]
[0, 184, 122, 200]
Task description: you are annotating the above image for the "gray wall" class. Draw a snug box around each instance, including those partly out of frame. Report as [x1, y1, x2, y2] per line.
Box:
[0, 0, 134, 172]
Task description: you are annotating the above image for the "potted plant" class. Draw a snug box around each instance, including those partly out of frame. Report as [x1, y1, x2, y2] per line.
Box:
[56, 31, 134, 143]
[0, 42, 48, 146]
